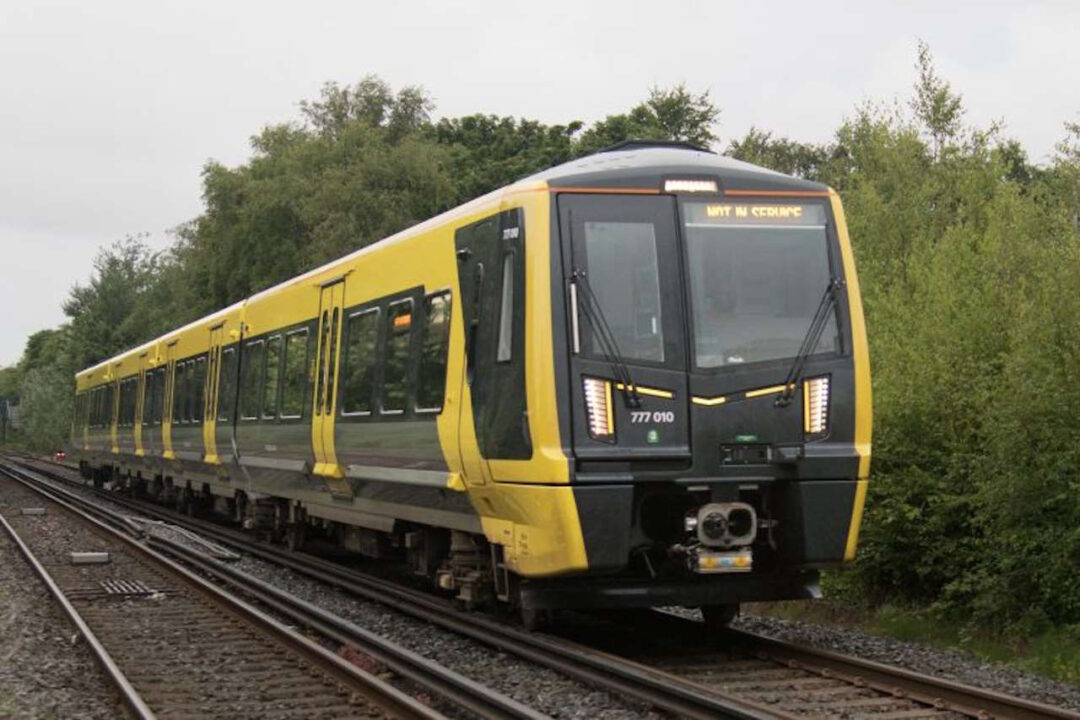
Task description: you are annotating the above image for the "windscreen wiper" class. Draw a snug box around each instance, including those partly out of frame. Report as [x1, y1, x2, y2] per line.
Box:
[775, 277, 844, 408]
[571, 268, 643, 409]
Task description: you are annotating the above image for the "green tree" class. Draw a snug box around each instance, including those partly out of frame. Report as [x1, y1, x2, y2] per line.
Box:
[18, 363, 72, 451]
[63, 237, 163, 370]
[430, 114, 582, 200]
[0, 366, 19, 397]
[726, 127, 832, 180]
[299, 77, 434, 140]
[911, 39, 964, 159]
[575, 84, 720, 154]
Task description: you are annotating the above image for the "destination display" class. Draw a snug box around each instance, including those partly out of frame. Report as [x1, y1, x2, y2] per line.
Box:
[683, 202, 827, 227]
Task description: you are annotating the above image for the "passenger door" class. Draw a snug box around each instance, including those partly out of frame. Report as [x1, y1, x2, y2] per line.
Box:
[455, 209, 530, 485]
[558, 194, 691, 460]
[311, 280, 346, 479]
[162, 343, 177, 460]
[203, 324, 224, 463]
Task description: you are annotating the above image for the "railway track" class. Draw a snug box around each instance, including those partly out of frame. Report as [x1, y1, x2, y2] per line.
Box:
[579, 610, 1080, 720]
[0, 460, 541, 720]
[6, 453, 1079, 720]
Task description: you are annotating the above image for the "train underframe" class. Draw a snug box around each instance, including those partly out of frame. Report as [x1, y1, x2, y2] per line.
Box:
[76, 455, 836, 632]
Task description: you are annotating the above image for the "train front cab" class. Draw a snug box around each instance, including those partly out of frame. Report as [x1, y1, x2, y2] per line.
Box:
[519, 183, 871, 612]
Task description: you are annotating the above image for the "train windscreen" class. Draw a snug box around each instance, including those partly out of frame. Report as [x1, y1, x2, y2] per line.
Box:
[682, 201, 838, 368]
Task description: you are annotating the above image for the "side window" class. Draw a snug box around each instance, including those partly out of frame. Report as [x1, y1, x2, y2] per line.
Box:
[496, 253, 514, 363]
[382, 300, 413, 414]
[218, 347, 236, 423]
[263, 336, 282, 419]
[193, 356, 206, 423]
[417, 292, 452, 412]
[280, 330, 309, 419]
[341, 309, 379, 415]
[240, 340, 264, 421]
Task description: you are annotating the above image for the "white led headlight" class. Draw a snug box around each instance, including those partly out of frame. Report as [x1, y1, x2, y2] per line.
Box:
[803, 376, 830, 436]
[583, 377, 615, 441]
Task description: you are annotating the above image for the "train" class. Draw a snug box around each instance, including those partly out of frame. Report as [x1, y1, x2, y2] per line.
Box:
[69, 140, 872, 630]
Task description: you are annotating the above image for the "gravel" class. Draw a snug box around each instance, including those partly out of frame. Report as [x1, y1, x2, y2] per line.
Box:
[0, 471, 392, 720]
[0, 486, 123, 720]
[231, 555, 663, 720]
[19, 458, 1080, 717]
[728, 612, 1080, 712]
[12, 461, 662, 719]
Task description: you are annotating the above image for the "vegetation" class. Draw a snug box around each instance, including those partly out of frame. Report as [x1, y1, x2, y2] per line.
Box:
[2, 43, 1078, 653]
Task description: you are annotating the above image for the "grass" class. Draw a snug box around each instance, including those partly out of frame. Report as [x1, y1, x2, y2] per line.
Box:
[746, 599, 1080, 686]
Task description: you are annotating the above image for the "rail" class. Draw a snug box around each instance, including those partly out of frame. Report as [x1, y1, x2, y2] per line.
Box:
[9, 453, 1080, 720]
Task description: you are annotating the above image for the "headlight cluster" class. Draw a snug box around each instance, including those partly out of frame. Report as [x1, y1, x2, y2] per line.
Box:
[583, 377, 615, 441]
[803, 375, 830, 437]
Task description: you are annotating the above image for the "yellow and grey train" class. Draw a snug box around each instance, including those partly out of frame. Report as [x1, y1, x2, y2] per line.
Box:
[69, 141, 871, 625]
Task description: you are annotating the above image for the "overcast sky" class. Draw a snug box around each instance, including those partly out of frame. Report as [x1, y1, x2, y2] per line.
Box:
[1, 0, 1078, 367]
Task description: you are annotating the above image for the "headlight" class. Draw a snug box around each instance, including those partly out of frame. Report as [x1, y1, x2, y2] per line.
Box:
[803, 375, 830, 436]
[583, 377, 615, 441]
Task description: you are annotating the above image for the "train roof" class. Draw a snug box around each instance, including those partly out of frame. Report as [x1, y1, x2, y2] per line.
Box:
[75, 144, 828, 381]
[527, 143, 829, 194]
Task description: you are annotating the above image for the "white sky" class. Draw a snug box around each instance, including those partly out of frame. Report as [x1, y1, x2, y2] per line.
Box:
[1, 0, 1078, 367]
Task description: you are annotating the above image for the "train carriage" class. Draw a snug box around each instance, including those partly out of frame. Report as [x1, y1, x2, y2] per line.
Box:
[70, 141, 871, 625]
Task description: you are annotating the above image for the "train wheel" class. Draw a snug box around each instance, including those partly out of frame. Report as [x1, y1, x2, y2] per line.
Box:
[176, 486, 192, 516]
[519, 607, 552, 632]
[286, 522, 306, 552]
[701, 604, 738, 642]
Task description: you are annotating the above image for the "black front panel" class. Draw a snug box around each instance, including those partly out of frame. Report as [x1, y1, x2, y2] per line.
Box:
[455, 209, 531, 460]
[556, 192, 861, 575]
[558, 194, 691, 461]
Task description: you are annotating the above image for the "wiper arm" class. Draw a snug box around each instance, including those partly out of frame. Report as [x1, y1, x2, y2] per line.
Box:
[775, 277, 844, 408]
[571, 268, 643, 409]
